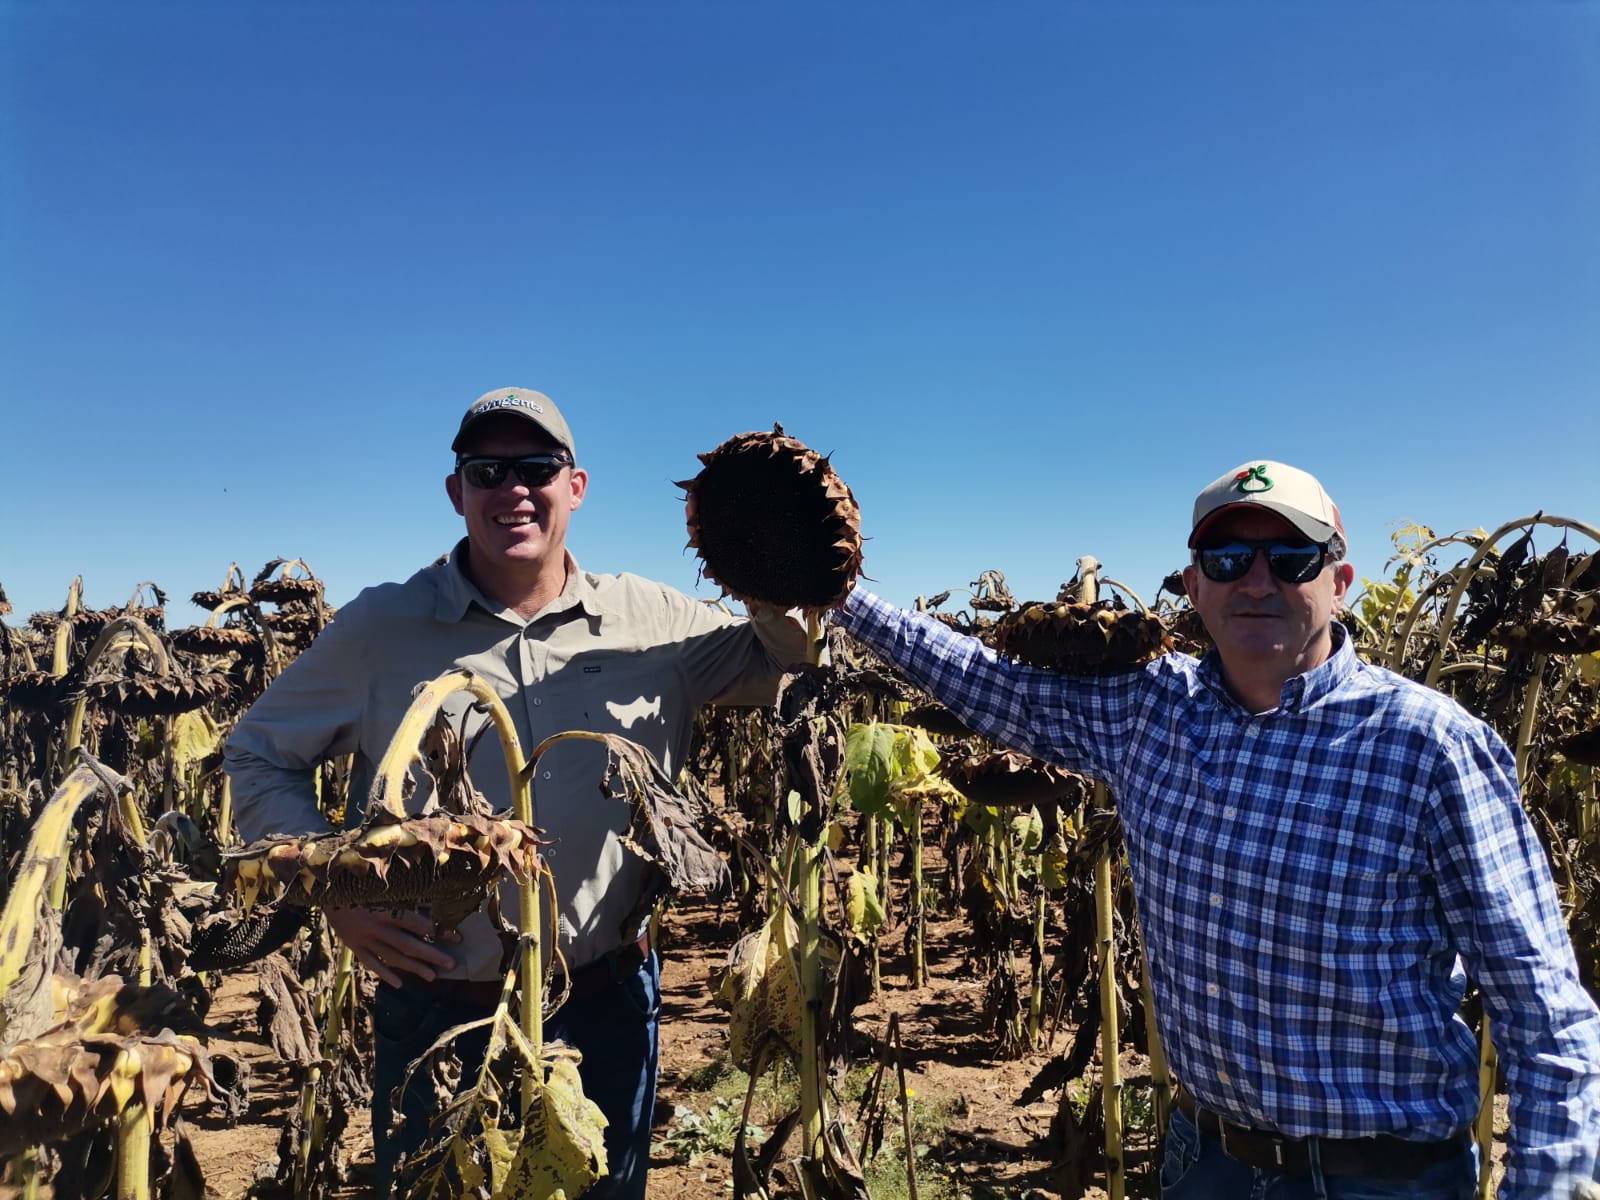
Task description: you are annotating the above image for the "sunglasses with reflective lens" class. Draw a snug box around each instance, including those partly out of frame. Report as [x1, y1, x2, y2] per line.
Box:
[1196, 538, 1332, 584]
[457, 454, 573, 490]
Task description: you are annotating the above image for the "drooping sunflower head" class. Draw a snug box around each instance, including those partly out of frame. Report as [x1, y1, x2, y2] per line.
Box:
[680, 425, 863, 609]
[986, 601, 1170, 675]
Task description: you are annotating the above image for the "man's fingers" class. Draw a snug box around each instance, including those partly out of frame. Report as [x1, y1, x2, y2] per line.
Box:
[325, 906, 458, 979]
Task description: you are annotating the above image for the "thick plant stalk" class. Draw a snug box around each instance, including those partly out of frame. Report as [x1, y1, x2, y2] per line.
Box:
[1072, 557, 1125, 1195]
[1137, 905, 1171, 1137]
[909, 798, 926, 988]
[217, 772, 235, 847]
[1027, 885, 1047, 1048]
[864, 814, 883, 994]
[115, 1103, 151, 1200]
[371, 670, 538, 1102]
[798, 837, 826, 1162]
[49, 577, 83, 679]
[61, 614, 173, 788]
[796, 615, 830, 1166]
[293, 945, 356, 1195]
[116, 928, 156, 1200]
[1513, 656, 1547, 787]
[17, 1149, 41, 1200]
[365, 693, 566, 1192]
[0, 761, 127, 1005]
[875, 814, 891, 986]
[1094, 783, 1124, 1200]
[20, 760, 142, 1026]
[1476, 1016, 1497, 1200]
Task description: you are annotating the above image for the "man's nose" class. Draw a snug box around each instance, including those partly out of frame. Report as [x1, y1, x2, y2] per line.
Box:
[1236, 547, 1278, 592]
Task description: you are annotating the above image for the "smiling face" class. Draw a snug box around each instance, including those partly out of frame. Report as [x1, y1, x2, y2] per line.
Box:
[444, 413, 587, 613]
[1182, 507, 1355, 713]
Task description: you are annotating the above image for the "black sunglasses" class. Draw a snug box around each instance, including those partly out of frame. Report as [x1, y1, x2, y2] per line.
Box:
[456, 454, 573, 490]
[1196, 538, 1333, 584]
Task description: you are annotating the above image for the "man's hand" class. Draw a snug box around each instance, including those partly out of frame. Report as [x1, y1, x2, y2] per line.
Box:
[323, 907, 459, 988]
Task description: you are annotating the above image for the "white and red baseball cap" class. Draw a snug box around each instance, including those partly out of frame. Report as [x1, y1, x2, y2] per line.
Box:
[1188, 460, 1345, 549]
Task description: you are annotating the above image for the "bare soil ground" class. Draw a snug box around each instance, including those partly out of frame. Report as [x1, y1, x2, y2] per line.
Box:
[181, 884, 1507, 1200]
[186, 887, 1146, 1200]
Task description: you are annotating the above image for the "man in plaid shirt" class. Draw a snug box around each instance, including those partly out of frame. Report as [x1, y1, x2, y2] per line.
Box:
[836, 460, 1600, 1199]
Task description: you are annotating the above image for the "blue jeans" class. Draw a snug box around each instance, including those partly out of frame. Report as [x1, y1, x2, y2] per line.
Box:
[1162, 1109, 1477, 1200]
[371, 951, 662, 1199]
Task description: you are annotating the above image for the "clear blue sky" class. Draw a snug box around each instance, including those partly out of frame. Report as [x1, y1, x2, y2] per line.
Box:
[4, 2, 1597, 626]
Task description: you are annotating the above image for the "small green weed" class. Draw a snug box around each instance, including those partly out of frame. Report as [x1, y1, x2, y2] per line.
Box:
[654, 1094, 766, 1165]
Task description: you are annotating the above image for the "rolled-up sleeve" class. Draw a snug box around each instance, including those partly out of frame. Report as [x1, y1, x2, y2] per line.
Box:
[223, 598, 373, 843]
[668, 590, 811, 707]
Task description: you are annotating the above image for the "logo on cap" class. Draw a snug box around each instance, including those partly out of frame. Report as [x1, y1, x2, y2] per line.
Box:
[474, 393, 545, 418]
[1233, 465, 1273, 494]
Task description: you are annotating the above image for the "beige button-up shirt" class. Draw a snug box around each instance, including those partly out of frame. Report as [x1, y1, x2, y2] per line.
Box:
[224, 542, 808, 979]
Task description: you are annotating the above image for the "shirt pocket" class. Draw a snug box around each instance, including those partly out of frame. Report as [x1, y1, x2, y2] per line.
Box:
[537, 650, 679, 742]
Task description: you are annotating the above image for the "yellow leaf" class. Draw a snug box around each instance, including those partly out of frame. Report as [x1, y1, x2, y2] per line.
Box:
[497, 1051, 608, 1200]
[169, 708, 223, 769]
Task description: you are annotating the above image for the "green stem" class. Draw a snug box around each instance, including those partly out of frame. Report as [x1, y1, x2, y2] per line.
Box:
[116, 1103, 151, 1200]
[865, 814, 881, 995]
[910, 800, 925, 988]
[1027, 884, 1046, 1048]
[1137, 903, 1171, 1139]
[798, 837, 825, 1159]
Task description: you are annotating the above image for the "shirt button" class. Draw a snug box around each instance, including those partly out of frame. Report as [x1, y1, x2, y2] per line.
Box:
[1206, 983, 1220, 997]
[1209, 893, 1222, 906]
[1223, 807, 1238, 819]
[1217, 1071, 1230, 1084]
[533, 697, 543, 706]
[542, 770, 552, 780]
[1244, 726, 1259, 738]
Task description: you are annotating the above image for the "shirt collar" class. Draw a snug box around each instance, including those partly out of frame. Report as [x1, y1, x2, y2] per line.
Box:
[1196, 621, 1356, 715]
[430, 540, 616, 624]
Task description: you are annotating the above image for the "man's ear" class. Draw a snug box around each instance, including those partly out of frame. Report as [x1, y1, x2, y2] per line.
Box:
[1332, 559, 1356, 605]
[566, 467, 589, 512]
[446, 472, 465, 516]
[1181, 562, 1199, 605]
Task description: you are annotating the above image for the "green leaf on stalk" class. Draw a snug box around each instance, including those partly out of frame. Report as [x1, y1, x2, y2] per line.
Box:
[846, 722, 947, 822]
[1040, 830, 1071, 889]
[846, 868, 886, 939]
[1010, 807, 1044, 854]
[845, 722, 899, 818]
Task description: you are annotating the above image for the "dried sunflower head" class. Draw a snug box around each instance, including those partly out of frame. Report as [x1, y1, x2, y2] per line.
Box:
[223, 810, 544, 934]
[0, 670, 67, 712]
[1556, 725, 1600, 767]
[680, 425, 863, 609]
[85, 670, 235, 717]
[250, 577, 322, 605]
[169, 625, 263, 656]
[946, 750, 1087, 810]
[986, 601, 1170, 675]
[1489, 589, 1600, 655]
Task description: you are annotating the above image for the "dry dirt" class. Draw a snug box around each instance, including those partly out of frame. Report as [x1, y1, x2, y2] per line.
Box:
[176, 888, 1512, 1200]
[184, 888, 1150, 1200]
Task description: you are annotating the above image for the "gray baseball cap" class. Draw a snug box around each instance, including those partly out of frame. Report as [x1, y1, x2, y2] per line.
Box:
[451, 388, 576, 459]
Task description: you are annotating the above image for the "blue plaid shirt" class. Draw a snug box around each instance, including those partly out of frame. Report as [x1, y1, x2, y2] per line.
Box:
[840, 588, 1600, 1198]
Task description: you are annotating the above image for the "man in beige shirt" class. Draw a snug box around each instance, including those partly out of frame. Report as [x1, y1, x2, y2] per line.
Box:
[225, 387, 807, 1198]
